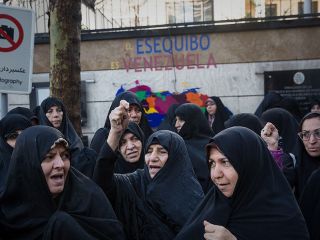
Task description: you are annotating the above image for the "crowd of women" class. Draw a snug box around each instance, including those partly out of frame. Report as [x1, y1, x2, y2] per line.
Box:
[0, 92, 319, 240]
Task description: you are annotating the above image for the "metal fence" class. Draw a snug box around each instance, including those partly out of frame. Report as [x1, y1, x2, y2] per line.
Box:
[1, 0, 318, 33]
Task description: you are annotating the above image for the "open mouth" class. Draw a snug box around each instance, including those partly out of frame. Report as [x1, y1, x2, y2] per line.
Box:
[50, 173, 64, 185]
[149, 165, 161, 175]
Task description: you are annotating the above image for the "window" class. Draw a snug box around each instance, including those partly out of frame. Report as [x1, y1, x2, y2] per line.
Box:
[166, 0, 213, 24]
[265, 3, 277, 17]
[298, 1, 318, 14]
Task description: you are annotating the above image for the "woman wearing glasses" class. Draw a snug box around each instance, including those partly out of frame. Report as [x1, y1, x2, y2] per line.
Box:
[296, 112, 320, 240]
[294, 112, 320, 199]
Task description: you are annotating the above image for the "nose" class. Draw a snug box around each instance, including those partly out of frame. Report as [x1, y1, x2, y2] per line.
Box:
[211, 164, 222, 181]
[129, 110, 137, 117]
[175, 120, 180, 128]
[148, 150, 159, 162]
[309, 133, 317, 143]
[126, 140, 135, 150]
[52, 110, 59, 117]
[53, 155, 64, 169]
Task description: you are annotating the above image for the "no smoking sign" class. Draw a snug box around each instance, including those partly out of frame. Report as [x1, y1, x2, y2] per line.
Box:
[0, 14, 24, 52]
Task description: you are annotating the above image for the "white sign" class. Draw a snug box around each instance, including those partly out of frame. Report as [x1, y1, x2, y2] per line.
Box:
[0, 5, 35, 94]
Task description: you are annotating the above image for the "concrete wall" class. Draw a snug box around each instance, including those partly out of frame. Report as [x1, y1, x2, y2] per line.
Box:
[6, 24, 320, 142]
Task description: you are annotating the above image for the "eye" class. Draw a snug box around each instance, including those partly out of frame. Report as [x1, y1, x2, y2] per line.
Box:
[120, 139, 126, 147]
[222, 159, 231, 167]
[132, 136, 139, 141]
[61, 152, 70, 160]
[314, 129, 320, 139]
[208, 160, 216, 168]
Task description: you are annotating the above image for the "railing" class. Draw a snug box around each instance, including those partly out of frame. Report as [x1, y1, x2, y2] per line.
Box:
[1, 0, 319, 33]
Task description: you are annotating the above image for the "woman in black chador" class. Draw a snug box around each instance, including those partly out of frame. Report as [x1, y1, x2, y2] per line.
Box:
[0, 113, 32, 192]
[39, 97, 96, 178]
[175, 127, 309, 240]
[114, 122, 145, 174]
[93, 100, 204, 240]
[90, 91, 153, 154]
[0, 125, 125, 240]
[175, 103, 214, 193]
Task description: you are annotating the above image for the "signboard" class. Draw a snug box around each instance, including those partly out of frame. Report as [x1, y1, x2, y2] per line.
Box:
[264, 69, 320, 115]
[0, 5, 35, 94]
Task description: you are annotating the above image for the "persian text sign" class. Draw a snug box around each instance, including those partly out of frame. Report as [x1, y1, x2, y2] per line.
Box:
[0, 5, 34, 94]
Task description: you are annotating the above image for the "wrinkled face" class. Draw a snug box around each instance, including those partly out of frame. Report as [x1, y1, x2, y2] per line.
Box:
[41, 143, 70, 198]
[311, 104, 320, 113]
[46, 105, 63, 128]
[206, 100, 217, 116]
[145, 144, 169, 178]
[175, 116, 185, 133]
[128, 104, 142, 125]
[208, 147, 238, 198]
[300, 117, 320, 157]
[5, 130, 22, 148]
[119, 132, 143, 163]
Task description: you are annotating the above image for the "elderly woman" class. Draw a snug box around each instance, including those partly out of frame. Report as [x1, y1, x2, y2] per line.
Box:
[0, 126, 125, 239]
[93, 100, 204, 239]
[90, 91, 153, 155]
[175, 127, 309, 240]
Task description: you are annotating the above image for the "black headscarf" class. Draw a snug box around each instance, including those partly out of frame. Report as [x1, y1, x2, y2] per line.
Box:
[224, 113, 263, 136]
[175, 103, 213, 193]
[90, 91, 153, 154]
[254, 92, 283, 117]
[0, 114, 32, 192]
[204, 96, 231, 134]
[39, 97, 84, 155]
[175, 127, 309, 240]
[111, 130, 204, 239]
[261, 107, 299, 153]
[115, 122, 145, 174]
[299, 168, 320, 240]
[7, 106, 39, 125]
[38, 97, 93, 177]
[0, 126, 125, 239]
[294, 112, 320, 199]
[275, 97, 303, 122]
[157, 104, 179, 132]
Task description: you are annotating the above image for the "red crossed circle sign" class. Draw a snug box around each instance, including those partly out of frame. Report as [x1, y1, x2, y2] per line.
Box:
[0, 14, 24, 52]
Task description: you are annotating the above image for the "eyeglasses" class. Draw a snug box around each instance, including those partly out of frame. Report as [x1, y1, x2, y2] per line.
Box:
[298, 128, 320, 141]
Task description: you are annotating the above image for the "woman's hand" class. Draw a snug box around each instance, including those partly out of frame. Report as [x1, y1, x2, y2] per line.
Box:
[261, 122, 279, 151]
[203, 220, 237, 240]
[107, 100, 129, 151]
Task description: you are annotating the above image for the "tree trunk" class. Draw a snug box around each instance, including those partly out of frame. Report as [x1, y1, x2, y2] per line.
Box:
[49, 0, 82, 136]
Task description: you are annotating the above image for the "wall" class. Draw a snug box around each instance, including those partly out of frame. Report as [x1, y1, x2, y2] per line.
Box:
[6, 24, 320, 142]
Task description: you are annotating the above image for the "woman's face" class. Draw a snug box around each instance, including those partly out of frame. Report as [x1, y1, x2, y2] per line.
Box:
[128, 104, 142, 125]
[175, 116, 185, 132]
[311, 104, 320, 113]
[206, 100, 217, 116]
[145, 144, 168, 178]
[119, 132, 142, 163]
[41, 143, 70, 198]
[46, 105, 63, 128]
[5, 130, 22, 148]
[208, 147, 238, 198]
[300, 117, 320, 157]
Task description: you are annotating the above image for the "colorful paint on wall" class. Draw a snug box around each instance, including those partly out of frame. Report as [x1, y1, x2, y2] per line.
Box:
[116, 82, 209, 128]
